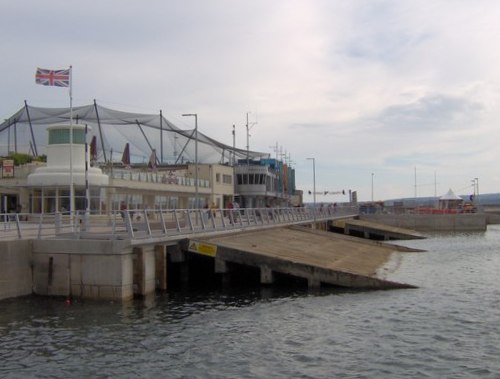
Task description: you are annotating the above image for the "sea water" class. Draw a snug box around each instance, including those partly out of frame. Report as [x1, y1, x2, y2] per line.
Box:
[1, 226, 500, 378]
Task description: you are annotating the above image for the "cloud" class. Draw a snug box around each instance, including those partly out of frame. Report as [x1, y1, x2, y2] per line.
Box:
[3, 0, 500, 200]
[374, 94, 483, 133]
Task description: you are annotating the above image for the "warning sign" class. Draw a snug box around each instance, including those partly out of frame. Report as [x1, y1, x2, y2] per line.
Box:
[2, 159, 14, 178]
[188, 241, 217, 257]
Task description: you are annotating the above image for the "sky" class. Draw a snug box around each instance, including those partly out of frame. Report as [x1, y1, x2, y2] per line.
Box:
[1, 0, 500, 202]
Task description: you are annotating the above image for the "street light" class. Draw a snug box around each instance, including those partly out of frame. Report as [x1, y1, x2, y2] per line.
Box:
[182, 113, 198, 209]
[371, 173, 374, 202]
[246, 112, 257, 165]
[306, 157, 316, 227]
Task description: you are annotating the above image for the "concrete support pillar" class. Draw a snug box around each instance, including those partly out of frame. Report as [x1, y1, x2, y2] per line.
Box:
[214, 258, 228, 273]
[308, 277, 321, 290]
[260, 265, 274, 285]
[133, 246, 156, 297]
[179, 262, 189, 286]
[364, 231, 370, 239]
[215, 258, 231, 287]
[154, 245, 167, 290]
[168, 244, 185, 263]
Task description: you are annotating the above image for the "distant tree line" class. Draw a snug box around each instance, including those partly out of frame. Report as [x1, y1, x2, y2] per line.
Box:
[1, 153, 47, 165]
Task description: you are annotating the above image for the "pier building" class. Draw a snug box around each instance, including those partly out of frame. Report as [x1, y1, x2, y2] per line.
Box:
[0, 102, 301, 213]
[234, 158, 298, 208]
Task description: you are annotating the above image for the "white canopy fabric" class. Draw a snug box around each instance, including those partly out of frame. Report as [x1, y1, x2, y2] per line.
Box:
[0, 102, 269, 164]
[440, 188, 462, 200]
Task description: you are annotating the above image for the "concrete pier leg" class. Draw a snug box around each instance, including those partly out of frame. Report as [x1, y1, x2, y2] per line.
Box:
[308, 277, 321, 290]
[133, 246, 156, 297]
[260, 265, 274, 285]
[154, 245, 167, 290]
[215, 258, 228, 273]
[180, 262, 190, 287]
[168, 244, 185, 263]
[215, 258, 231, 287]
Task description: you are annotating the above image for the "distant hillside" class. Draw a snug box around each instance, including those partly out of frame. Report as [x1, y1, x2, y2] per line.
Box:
[384, 193, 500, 207]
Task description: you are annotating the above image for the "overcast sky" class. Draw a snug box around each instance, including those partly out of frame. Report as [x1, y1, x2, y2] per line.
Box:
[2, 0, 500, 202]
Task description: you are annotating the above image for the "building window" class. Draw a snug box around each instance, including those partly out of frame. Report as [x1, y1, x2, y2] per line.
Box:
[223, 174, 232, 184]
[48, 128, 85, 145]
[216, 173, 221, 183]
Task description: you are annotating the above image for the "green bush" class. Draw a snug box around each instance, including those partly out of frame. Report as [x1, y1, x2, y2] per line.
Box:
[8, 153, 32, 166]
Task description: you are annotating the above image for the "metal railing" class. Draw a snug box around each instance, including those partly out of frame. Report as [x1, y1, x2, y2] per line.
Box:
[0, 205, 359, 241]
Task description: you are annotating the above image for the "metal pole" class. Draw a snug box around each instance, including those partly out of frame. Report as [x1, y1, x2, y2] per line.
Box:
[414, 166, 417, 206]
[14, 121, 17, 153]
[182, 113, 198, 209]
[85, 124, 90, 214]
[475, 177, 479, 205]
[246, 112, 249, 165]
[195, 114, 198, 208]
[160, 110, 163, 164]
[69, 66, 75, 225]
[24, 100, 38, 156]
[232, 124, 235, 166]
[371, 172, 374, 202]
[136, 120, 157, 162]
[307, 158, 316, 228]
[93, 99, 107, 162]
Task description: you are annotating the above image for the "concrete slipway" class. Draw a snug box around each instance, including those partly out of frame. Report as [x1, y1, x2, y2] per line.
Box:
[188, 225, 421, 290]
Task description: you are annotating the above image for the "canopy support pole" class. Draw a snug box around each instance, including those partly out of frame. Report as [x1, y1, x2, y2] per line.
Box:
[136, 120, 159, 165]
[14, 120, 17, 153]
[24, 100, 38, 156]
[174, 129, 195, 164]
[93, 99, 107, 162]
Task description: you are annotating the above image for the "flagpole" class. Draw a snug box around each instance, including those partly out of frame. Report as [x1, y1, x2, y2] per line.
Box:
[85, 124, 90, 216]
[69, 65, 75, 227]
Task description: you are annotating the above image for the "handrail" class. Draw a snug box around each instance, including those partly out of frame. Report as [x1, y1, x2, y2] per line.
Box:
[0, 206, 359, 241]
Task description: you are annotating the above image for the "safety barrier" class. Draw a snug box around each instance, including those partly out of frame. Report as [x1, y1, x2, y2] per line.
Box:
[0, 205, 358, 240]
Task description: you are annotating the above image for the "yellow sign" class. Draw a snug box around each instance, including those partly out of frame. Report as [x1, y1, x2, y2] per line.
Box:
[188, 241, 217, 257]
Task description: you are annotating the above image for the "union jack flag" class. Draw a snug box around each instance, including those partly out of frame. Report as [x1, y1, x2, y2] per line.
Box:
[35, 67, 70, 87]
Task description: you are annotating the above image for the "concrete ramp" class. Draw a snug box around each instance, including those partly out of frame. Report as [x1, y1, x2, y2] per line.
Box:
[333, 219, 425, 240]
[189, 226, 417, 290]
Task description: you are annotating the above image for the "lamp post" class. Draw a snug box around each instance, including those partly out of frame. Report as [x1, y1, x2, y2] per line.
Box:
[182, 113, 198, 209]
[245, 112, 257, 166]
[306, 158, 316, 227]
[371, 172, 374, 202]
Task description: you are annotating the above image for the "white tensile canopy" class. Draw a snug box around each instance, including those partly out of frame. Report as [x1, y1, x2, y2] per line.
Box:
[440, 188, 462, 200]
[0, 101, 269, 165]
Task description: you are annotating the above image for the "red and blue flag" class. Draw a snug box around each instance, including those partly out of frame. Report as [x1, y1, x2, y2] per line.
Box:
[35, 67, 70, 87]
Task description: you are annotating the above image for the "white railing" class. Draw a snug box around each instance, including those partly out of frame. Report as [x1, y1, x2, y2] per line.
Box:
[0, 206, 359, 241]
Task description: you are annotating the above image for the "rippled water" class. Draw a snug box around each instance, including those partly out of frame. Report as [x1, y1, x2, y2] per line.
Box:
[1, 226, 500, 378]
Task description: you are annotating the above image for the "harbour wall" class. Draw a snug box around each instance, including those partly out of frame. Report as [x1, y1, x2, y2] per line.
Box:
[1, 222, 414, 302]
[0, 239, 168, 302]
[360, 213, 487, 232]
[0, 240, 33, 300]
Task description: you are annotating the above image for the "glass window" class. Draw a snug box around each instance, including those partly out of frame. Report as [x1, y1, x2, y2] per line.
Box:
[223, 174, 232, 184]
[48, 128, 86, 145]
